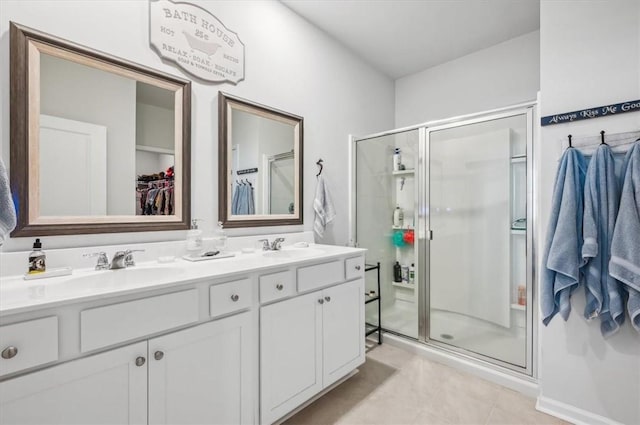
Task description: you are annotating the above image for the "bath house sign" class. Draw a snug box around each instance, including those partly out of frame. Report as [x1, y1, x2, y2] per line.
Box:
[149, 0, 245, 84]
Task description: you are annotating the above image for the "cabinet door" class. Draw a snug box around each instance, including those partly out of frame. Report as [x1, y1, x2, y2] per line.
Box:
[148, 312, 253, 425]
[260, 291, 322, 425]
[0, 342, 147, 425]
[322, 278, 365, 387]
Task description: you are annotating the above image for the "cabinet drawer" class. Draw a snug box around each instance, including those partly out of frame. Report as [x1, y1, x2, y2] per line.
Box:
[297, 260, 344, 293]
[0, 316, 58, 376]
[345, 256, 365, 280]
[260, 270, 295, 304]
[80, 289, 198, 352]
[210, 278, 252, 318]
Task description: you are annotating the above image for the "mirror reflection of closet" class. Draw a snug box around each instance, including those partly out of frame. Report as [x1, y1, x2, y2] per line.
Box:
[218, 92, 303, 228]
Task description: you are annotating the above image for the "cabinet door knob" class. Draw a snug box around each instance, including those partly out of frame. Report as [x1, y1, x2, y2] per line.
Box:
[324, 296, 331, 302]
[231, 294, 240, 302]
[355, 265, 361, 271]
[135, 356, 146, 367]
[1, 346, 18, 359]
[276, 283, 284, 291]
[154, 351, 164, 361]
[318, 299, 324, 305]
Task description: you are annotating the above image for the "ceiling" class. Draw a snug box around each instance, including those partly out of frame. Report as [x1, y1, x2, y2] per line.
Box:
[281, 0, 540, 79]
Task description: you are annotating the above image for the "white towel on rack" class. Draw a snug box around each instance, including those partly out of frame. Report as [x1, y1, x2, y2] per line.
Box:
[0, 157, 16, 245]
[313, 175, 336, 238]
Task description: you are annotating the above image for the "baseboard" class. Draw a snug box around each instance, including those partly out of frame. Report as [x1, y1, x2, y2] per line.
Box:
[536, 396, 624, 425]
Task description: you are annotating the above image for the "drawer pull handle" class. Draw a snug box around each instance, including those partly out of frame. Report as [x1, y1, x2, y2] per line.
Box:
[324, 296, 331, 302]
[276, 284, 284, 291]
[355, 265, 361, 271]
[154, 351, 164, 361]
[135, 356, 146, 367]
[318, 298, 324, 305]
[231, 294, 240, 302]
[1, 346, 18, 359]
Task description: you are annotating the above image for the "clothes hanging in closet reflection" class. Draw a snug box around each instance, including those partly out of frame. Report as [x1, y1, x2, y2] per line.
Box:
[232, 182, 255, 215]
[137, 181, 174, 215]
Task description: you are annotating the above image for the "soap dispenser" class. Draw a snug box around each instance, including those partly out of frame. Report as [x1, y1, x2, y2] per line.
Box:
[212, 221, 228, 252]
[28, 238, 46, 274]
[186, 219, 203, 256]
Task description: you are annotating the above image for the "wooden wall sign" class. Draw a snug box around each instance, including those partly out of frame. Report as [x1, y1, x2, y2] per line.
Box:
[149, 0, 245, 84]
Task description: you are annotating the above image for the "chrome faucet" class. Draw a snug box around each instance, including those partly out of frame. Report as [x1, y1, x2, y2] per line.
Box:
[271, 238, 285, 251]
[110, 249, 145, 270]
[257, 238, 286, 251]
[83, 251, 109, 271]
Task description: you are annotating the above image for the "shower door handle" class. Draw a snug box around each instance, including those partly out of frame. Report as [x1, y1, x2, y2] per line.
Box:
[428, 230, 433, 240]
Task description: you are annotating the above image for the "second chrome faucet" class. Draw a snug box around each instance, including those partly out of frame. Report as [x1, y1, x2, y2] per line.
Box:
[84, 249, 145, 270]
[258, 238, 286, 251]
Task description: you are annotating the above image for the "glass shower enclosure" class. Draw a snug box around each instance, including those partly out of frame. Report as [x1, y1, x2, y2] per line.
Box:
[352, 105, 535, 375]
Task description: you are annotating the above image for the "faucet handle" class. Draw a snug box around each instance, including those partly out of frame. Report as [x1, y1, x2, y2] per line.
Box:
[124, 249, 145, 267]
[257, 239, 270, 251]
[271, 238, 285, 250]
[83, 251, 109, 270]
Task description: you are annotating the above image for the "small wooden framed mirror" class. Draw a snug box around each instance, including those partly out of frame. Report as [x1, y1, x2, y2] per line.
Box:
[218, 92, 303, 228]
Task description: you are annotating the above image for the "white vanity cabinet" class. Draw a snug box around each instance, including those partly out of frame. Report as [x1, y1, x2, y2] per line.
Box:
[260, 261, 365, 425]
[0, 311, 253, 425]
[148, 311, 253, 425]
[0, 341, 148, 425]
[0, 245, 366, 425]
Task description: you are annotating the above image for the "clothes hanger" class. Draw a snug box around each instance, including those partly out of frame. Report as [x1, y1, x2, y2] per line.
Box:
[316, 158, 323, 177]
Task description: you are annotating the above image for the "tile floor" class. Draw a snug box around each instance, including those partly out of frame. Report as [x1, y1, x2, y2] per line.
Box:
[285, 343, 568, 425]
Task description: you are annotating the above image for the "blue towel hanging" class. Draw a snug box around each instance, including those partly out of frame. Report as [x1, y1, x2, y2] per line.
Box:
[582, 144, 625, 337]
[541, 147, 587, 325]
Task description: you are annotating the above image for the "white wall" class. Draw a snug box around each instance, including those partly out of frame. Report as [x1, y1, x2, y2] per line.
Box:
[395, 31, 540, 127]
[0, 0, 394, 252]
[538, 1, 640, 424]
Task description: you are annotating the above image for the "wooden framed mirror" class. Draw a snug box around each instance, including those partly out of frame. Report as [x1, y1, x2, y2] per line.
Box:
[10, 22, 191, 236]
[218, 92, 303, 228]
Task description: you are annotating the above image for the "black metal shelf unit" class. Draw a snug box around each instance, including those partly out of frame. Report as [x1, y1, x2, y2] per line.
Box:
[364, 262, 382, 345]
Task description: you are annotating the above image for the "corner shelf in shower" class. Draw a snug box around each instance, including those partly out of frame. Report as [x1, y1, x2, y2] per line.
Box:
[510, 228, 526, 235]
[391, 281, 414, 290]
[392, 169, 415, 176]
[510, 303, 526, 311]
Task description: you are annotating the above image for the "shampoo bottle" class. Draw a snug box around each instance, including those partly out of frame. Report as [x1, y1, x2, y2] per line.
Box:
[393, 205, 404, 227]
[393, 261, 402, 283]
[409, 263, 415, 284]
[28, 238, 46, 274]
[393, 148, 401, 171]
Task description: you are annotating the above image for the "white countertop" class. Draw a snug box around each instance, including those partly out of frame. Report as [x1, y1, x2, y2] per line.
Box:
[0, 244, 366, 316]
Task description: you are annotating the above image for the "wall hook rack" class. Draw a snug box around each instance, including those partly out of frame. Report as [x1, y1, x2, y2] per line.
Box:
[316, 159, 324, 177]
[600, 130, 607, 145]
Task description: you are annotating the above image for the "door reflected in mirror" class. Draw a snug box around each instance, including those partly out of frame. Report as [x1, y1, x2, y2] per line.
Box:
[219, 92, 303, 228]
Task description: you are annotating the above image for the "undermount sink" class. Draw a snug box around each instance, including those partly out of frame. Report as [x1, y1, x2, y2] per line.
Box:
[262, 248, 325, 259]
[12, 265, 188, 300]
